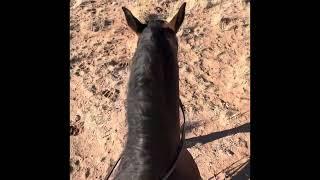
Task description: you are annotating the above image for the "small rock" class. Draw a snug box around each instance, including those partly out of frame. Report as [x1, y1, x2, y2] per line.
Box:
[90, 85, 97, 94]
[104, 20, 113, 27]
[92, 24, 100, 32]
[85, 168, 90, 178]
[75, 115, 81, 121]
[226, 149, 234, 156]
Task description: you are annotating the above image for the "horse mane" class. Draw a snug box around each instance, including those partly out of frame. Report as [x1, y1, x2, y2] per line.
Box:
[144, 13, 164, 23]
[114, 20, 180, 180]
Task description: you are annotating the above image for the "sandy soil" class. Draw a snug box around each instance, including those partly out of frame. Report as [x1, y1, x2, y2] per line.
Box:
[70, 0, 250, 179]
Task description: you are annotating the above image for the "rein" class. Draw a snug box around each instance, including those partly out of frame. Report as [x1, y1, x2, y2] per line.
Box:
[105, 98, 187, 180]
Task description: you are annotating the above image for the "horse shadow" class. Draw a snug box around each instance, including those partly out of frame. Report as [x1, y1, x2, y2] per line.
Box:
[186, 122, 250, 148]
[186, 122, 250, 179]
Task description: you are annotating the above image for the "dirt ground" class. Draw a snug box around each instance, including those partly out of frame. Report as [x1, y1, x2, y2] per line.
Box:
[70, 0, 250, 179]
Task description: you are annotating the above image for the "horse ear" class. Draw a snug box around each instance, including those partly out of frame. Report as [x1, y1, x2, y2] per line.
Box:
[122, 7, 146, 34]
[168, 2, 186, 33]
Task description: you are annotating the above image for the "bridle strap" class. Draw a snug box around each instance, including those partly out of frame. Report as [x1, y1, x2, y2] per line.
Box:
[161, 98, 186, 180]
[105, 98, 187, 180]
[105, 154, 122, 180]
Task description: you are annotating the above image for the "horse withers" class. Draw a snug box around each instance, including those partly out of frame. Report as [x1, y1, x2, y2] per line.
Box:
[109, 3, 201, 180]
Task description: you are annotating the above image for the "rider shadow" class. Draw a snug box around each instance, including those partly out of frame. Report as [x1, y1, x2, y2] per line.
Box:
[208, 158, 250, 180]
[230, 160, 250, 180]
[185, 122, 250, 148]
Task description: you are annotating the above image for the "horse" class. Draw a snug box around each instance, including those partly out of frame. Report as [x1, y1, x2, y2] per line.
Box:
[107, 3, 201, 179]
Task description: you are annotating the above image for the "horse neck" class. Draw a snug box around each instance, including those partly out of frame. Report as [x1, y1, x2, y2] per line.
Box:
[123, 45, 180, 177]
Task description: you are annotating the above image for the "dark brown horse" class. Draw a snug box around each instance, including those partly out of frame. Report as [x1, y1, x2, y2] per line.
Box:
[108, 3, 201, 180]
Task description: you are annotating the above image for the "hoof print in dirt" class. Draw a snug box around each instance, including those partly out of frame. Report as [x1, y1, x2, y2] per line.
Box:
[91, 18, 113, 32]
[116, 61, 129, 70]
[70, 159, 81, 173]
[104, 19, 113, 27]
[70, 122, 84, 136]
[91, 22, 100, 32]
[102, 88, 120, 102]
[70, 56, 81, 69]
[90, 85, 97, 94]
[105, 59, 117, 66]
[70, 126, 80, 136]
[101, 157, 106, 162]
[85, 168, 90, 178]
[220, 17, 232, 30]
[102, 89, 112, 98]
[220, 17, 239, 31]
[78, 0, 95, 8]
[75, 70, 81, 76]
[104, 60, 129, 77]
[70, 22, 80, 32]
[182, 27, 193, 37]
[111, 89, 120, 102]
[86, 8, 96, 14]
[75, 115, 81, 122]
[155, 7, 163, 13]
